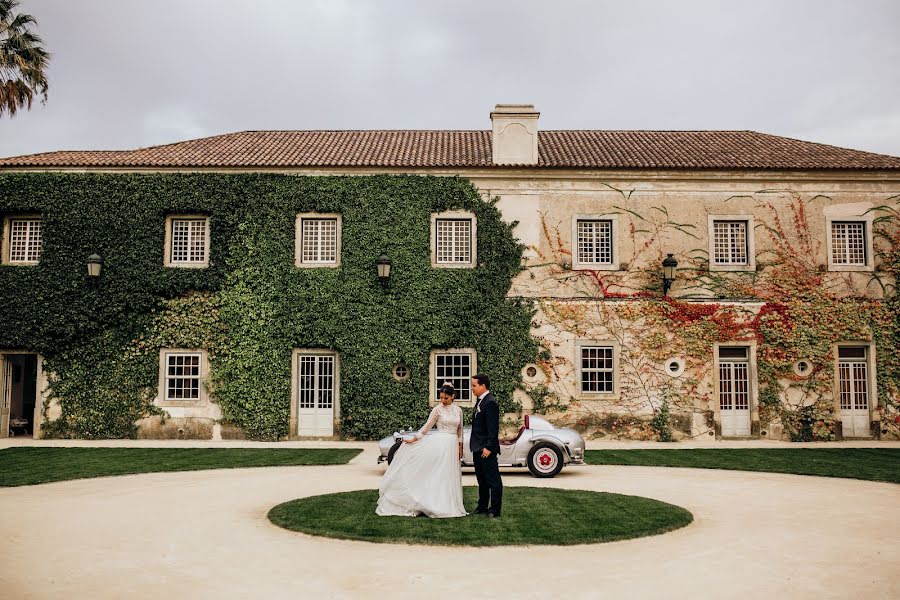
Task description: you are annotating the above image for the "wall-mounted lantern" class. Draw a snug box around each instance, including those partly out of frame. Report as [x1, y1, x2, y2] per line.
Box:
[662, 253, 678, 296]
[87, 254, 104, 279]
[376, 253, 392, 283]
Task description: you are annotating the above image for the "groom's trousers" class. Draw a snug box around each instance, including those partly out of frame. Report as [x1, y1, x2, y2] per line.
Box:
[473, 452, 503, 516]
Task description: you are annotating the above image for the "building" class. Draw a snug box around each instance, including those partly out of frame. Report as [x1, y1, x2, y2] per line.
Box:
[1, 105, 898, 441]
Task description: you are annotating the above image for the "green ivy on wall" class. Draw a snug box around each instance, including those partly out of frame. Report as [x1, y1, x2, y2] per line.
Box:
[0, 173, 538, 440]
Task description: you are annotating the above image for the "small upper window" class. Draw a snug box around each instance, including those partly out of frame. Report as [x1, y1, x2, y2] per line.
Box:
[830, 221, 867, 266]
[712, 220, 749, 266]
[436, 219, 471, 263]
[708, 215, 755, 272]
[165, 216, 209, 267]
[296, 213, 342, 267]
[431, 211, 477, 268]
[4, 216, 42, 264]
[576, 220, 613, 265]
[572, 215, 619, 271]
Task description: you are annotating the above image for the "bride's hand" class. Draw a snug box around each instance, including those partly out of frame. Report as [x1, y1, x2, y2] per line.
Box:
[404, 438, 417, 444]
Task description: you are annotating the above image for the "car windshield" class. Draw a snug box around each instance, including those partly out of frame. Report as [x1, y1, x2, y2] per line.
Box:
[527, 415, 555, 430]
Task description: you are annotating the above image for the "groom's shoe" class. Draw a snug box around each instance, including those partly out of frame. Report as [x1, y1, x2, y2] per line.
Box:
[472, 508, 489, 516]
[487, 512, 500, 519]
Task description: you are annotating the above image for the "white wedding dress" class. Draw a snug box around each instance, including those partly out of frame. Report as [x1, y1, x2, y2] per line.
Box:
[376, 403, 467, 518]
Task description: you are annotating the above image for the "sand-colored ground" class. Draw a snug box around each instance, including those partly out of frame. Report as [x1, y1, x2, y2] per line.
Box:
[1, 440, 897, 599]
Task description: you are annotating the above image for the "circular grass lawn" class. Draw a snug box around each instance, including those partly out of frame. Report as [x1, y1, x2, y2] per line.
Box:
[268, 486, 693, 546]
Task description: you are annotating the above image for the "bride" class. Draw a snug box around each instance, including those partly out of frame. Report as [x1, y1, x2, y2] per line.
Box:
[376, 382, 467, 518]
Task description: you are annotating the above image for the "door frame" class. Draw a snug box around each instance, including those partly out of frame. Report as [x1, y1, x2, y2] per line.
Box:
[0, 351, 48, 439]
[833, 342, 876, 438]
[289, 348, 340, 438]
[713, 341, 758, 438]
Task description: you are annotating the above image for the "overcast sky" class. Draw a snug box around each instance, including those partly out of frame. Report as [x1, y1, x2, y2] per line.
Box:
[2, 0, 899, 158]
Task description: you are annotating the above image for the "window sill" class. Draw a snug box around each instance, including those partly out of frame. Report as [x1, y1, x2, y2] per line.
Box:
[572, 263, 619, 271]
[165, 262, 210, 269]
[827, 264, 874, 273]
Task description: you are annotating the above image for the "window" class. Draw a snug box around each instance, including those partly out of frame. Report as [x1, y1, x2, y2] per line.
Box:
[436, 219, 471, 263]
[826, 216, 873, 272]
[576, 220, 613, 265]
[431, 211, 477, 268]
[297, 354, 335, 411]
[572, 215, 619, 270]
[718, 346, 750, 412]
[3, 216, 42, 265]
[430, 349, 476, 403]
[831, 222, 866, 266]
[708, 216, 755, 271]
[713, 221, 748, 265]
[164, 216, 209, 267]
[157, 350, 208, 405]
[295, 213, 342, 267]
[838, 346, 868, 412]
[580, 346, 614, 393]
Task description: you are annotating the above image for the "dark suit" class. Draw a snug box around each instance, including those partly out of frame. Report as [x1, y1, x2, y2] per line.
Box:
[470, 391, 502, 516]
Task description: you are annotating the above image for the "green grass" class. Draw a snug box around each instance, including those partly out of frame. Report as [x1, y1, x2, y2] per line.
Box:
[585, 448, 900, 484]
[0, 447, 363, 487]
[268, 487, 693, 546]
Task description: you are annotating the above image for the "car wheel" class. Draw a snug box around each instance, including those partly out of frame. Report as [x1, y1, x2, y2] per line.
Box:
[527, 442, 564, 478]
[386, 440, 403, 465]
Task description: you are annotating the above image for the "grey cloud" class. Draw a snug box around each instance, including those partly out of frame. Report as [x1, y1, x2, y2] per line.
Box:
[1, 0, 898, 157]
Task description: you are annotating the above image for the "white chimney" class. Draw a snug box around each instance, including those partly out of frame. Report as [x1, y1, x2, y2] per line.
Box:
[490, 104, 539, 165]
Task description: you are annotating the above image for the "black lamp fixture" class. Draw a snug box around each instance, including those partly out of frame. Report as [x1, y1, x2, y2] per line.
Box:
[662, 253, 678, 296]
[87, 254, 104, 279]
[376, 253, 392, 284]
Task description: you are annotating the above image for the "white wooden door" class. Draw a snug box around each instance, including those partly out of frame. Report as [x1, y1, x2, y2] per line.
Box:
[839, 348, 870, 437]
[297, 354, 335, 437]
[0, 358, 10, 439]
[719, 358, 751, 437]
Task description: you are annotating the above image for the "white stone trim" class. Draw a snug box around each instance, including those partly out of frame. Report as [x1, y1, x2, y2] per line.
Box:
[574, 340, 620, 400]
[157, 349, 210, 407]
[429, 348, 477, 406]
[290, 348, 341, 438]
[572, 214, 620, 271]
[825, 215, 874, 272]
[2, 214, 42, 266]
[430, 211, 477, 269]
[707, 214, 756, 272]
[295, 213, 342, 268]
[164, 215, 210, 268]
[712, 341, 759, 436]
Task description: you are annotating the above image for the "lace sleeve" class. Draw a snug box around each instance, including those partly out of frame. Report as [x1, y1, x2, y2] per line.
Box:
[415, 406, 439, 439]
[457, 406, 463, 444]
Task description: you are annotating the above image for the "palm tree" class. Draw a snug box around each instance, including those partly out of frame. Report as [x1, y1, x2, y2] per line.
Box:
[0, 0, 50, 117]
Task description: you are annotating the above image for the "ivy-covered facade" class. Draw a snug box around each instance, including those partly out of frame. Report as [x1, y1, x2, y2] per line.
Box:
[1, 105, 899, 441]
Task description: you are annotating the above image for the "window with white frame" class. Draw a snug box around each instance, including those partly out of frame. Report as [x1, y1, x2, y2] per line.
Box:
[167, 217, 209, 266]
[297, 215, 341, 266]
[718, 346, 750, 412]
[576, 219, 613, 265]
[579, 345, 614, 394]
[435, 219, 472, 264]
[297, 354, 335, 410]
[431, 350, 475, 402]
[712, 220, 749, 266]
[163, 352, 202, 401]
[5, 217, 42, 264]
[837, 346, 868, 411]
[830, 221, 867, 266]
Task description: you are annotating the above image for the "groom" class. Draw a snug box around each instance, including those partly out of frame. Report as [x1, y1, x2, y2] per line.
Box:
[470, 373, 502, 518]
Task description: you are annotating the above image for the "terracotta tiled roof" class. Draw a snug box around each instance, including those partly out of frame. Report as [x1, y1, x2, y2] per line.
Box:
[2, 130, 899, 170]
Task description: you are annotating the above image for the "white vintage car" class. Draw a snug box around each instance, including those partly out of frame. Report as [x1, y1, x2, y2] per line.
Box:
[377, 414, 586, 478]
